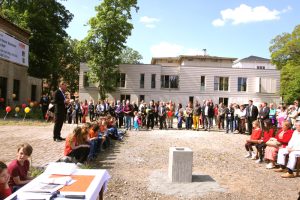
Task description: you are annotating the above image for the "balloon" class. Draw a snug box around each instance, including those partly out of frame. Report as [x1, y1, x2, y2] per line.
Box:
[24, 107, 30, 113]
[12, 94, 16, 99]
[29, 102, 34, 107]
[5, 106, 11, 113]
[0, 98, 4, 102]
[22, 103, 27, 109]
[15, 107, 20, 112]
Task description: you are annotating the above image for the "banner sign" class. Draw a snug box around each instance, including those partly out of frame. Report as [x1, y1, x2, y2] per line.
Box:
[0, 31, 29, 67]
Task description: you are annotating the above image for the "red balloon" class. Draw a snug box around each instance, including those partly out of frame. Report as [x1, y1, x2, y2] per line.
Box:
[22, 103, 27, 109]
[0, 98, 4, 102]
[6, 106, 11, 113]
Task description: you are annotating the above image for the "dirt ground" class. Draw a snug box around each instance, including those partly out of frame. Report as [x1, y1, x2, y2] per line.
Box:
[1, 123, 299, 200]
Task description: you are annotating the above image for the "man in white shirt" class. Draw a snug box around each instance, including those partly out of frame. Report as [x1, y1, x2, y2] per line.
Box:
[275, 121, 300, 178]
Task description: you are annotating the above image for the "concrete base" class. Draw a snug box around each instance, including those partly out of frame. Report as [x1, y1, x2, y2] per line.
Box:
[149, 170, 226, 198]
[168, 147, 193, 183]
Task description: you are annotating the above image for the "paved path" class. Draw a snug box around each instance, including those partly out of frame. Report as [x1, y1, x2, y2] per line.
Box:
[1, 123, 78, 166]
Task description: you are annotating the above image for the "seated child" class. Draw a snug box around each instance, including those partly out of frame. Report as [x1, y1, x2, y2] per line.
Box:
[244, 120, 262, 159]
[0, 161, 11, 199]
[88, 123, 101, 161]
[107, 117, 124, 140]
[64, 127, 90, 164]
[99, 119, 109, 149]
[8, 143, 33, 192]
[255, 119, 274, 163]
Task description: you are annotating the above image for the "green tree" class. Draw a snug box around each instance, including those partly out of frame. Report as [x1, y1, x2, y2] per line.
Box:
[270, 25, 300, 103]
[0, 0, 73, 91]
[84, 0, 138, 99]
[120, 47, 143, 64]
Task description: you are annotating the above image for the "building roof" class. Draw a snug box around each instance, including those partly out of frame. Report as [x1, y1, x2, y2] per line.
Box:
[0, 15, 31, 37]
[235, 55, 270, 63]
[151, 55, 237, 64]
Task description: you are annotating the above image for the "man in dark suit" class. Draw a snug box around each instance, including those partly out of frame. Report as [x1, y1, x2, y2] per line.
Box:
[246, 100, 258, 135]
[258, 102, 270, 131]
[158, 102, 167, 130]
[53, 82, 69, 142]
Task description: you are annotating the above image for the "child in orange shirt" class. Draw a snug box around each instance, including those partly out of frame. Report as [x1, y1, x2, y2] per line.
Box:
[88, 123, 100, 161]
[244, 120, 262, 159]
[0, 161, 11, 199]
[64, 127, 90, 164]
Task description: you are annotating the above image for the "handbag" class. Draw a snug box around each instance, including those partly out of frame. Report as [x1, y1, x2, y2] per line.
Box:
[266, 137, 281, 147]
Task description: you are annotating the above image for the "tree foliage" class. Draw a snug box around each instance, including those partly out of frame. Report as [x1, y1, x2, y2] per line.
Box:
[120, 47, 143, 64]
[0, 0, 74, 91]
[84, 0, 138, 99]
[270, 25, 300, 103]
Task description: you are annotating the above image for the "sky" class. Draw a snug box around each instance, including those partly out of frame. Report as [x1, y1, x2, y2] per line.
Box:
[61, 0, 299, 64]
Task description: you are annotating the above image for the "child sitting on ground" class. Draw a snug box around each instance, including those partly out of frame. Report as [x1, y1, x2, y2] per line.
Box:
[99, 119, 109, 149]
[244, 120, 262, 159]
[64, 127, 90, 164]
[0, 161, 11, 199]
[8, 143, 33, 192]
[88, 123, 101, 161]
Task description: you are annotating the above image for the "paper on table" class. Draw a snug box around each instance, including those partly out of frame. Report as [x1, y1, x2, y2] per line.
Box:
[22, 182, 64, 194]
[44, 162, 78, 175]
[41, 176, 73, 185]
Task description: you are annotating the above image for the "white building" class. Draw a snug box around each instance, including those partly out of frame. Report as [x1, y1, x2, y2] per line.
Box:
[79, 55, 281, 106]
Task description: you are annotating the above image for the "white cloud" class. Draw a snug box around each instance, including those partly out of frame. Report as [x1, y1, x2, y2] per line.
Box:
[140, 16, 160, 23]
[212, 19, 225, 27]
[150, 42, 206, 57]
[212, 4, 292, 26]
[140, 16, 160, 28]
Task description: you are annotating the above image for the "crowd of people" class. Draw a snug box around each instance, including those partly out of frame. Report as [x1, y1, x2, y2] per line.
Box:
[53, 98, 300, 134]
[244, 119, 300, 178]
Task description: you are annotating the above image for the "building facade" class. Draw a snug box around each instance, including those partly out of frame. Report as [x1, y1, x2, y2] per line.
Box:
[0, 16, 42, 105]
[79, 55, 281, 106]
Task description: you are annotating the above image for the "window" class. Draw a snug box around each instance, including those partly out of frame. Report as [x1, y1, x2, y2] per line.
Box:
[140, 74, 144, 88]
[0, 77, 7, 101]
[117, 73, 126, 88]
[161, 75, 179, 89]
[151, 74, 156, 89]
[120, 94, 130, 102]
[31, 85, 37, 101]
[200, 76, 205, 91]
[238, 77, 247, 92]
[13, 79, 20, 101]
[259, 78, 276, 93]
[257, 66, 265, 70]
[219, 97, 228, 106]
[83, 72, 89, 87]
[189, 96, 194, 104]
[214, 76, 229, 91]
[139, 95, 145, 102]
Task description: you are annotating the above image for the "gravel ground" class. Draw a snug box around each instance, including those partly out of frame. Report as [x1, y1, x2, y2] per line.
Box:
[1, 124, 299, 200]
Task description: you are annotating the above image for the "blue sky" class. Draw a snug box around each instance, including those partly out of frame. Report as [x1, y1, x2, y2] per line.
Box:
[61, 0, 299, 63]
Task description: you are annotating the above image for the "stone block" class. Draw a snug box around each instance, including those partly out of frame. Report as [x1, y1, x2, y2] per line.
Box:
[168, 147, 193, 183]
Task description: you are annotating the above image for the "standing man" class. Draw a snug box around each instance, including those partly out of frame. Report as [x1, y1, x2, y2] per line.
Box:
[158, 101, 167, 130]
[259, 102, 270, 131]
[53, 82, 68, 142]
[246, 100, 258, 135]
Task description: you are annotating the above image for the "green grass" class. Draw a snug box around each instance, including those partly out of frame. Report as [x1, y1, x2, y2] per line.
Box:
[0, 120, 50, 126]
[30, 166, 44, 178]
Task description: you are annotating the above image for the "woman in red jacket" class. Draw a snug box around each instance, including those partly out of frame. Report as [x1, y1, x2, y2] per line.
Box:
[264, 121, 293, 169]
[255, 119, 275, 163]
